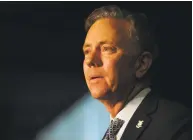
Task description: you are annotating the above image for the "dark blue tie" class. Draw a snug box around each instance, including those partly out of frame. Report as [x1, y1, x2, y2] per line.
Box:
[103, 118, 124, 140]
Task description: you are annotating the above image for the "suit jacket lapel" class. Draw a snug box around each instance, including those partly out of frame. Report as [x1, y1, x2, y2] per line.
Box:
[121, 90, 159, 140]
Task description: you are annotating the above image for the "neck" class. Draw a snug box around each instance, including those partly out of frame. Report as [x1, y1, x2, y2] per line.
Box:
[100, 79, 151, 118]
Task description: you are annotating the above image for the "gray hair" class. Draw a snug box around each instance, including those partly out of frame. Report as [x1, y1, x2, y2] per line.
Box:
[85, 5, 159, 60]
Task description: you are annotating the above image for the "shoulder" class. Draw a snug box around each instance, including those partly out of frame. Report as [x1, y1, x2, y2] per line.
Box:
[148, 96, 191, 140]
[155, 97, 191, 121]
[157, 97, 190, 116]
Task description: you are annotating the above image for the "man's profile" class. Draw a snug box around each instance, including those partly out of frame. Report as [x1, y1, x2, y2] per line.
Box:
[83, 5, 191, 140]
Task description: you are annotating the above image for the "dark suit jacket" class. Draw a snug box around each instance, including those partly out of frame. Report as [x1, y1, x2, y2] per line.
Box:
[103, 89, 191, 140]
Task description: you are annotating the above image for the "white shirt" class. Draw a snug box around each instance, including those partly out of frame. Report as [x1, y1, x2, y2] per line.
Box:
[110, 88, 151, 140]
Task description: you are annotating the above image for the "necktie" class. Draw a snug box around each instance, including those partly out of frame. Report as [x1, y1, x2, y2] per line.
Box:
[103, 118, 124, 140]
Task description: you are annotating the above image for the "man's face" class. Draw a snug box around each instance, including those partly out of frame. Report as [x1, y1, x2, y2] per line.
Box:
[83, 18, 138, 99]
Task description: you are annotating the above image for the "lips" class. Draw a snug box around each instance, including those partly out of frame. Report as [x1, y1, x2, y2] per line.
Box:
[89, 75, 103, 81]
[90, 76, 103, 80]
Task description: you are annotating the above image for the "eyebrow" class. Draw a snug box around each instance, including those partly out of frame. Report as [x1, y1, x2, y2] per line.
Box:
[83, 41, 115, 50]
[82, 43, 91, 50]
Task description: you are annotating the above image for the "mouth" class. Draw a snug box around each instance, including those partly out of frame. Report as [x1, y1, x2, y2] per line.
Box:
[89, 76, 103, 82]
[91, 76, 103, 80]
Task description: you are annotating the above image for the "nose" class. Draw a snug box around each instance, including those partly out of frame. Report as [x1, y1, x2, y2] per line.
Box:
[85, 51, 102, 67]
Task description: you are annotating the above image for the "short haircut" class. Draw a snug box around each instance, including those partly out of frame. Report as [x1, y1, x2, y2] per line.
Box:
[85, 5, 159, 60]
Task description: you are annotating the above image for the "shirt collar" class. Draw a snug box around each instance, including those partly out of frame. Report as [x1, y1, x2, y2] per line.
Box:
[110, 87, 151, 121]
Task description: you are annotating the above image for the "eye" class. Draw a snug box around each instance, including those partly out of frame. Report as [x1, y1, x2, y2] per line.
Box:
[83, 49, 91, 55]
[101, 46, 117, 53]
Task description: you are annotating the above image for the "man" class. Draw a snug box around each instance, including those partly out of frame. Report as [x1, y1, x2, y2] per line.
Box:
[83, 5, 191, 140]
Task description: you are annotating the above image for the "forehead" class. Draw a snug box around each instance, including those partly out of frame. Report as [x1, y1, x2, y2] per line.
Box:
[84, 18, 129, 45]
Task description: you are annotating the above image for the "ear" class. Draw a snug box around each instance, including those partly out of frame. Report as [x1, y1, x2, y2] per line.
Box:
[135, 52, 153, 79]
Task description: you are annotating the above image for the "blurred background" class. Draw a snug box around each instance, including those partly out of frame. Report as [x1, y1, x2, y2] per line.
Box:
[0, 2, 191, 140]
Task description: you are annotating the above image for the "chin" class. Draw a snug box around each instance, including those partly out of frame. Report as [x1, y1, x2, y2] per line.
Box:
[87, 79, 111, 99]
[89, 88, 109, 99]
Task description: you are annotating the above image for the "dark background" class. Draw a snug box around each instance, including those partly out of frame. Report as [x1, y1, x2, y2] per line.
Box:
[0, 2, 191, 140]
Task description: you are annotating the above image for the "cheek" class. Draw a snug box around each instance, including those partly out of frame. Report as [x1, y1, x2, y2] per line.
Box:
[118, 58, 136, 86]
[83, 60, 88, 77]
[103, 59, 119, 87]
[83, 59, 87, 70]
[103, 56, 132, 87]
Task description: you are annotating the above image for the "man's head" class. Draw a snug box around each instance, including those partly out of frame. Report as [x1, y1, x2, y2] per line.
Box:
[83, 5, 158, 100]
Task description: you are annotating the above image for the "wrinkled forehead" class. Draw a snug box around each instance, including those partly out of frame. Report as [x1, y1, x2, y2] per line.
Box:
[84, 18, 131, 45]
